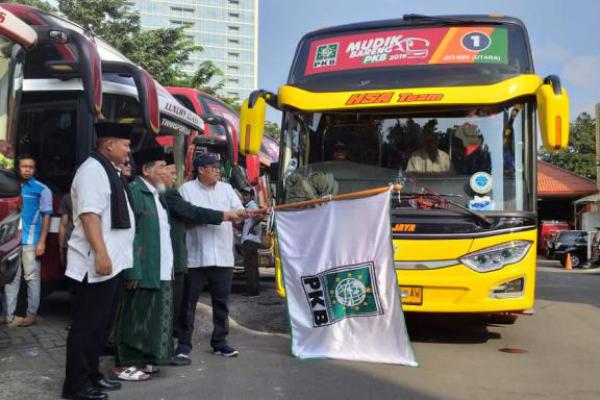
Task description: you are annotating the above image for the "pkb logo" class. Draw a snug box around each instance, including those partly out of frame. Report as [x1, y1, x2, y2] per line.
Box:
[313, 43, 339, 68]
[301, 262, 383, 327]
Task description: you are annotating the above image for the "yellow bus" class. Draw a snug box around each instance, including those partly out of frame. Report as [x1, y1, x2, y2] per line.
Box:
[240, 15, 569, 320]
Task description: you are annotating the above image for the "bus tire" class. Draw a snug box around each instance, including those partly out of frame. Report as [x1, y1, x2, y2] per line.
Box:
[488, 313, 518, 325]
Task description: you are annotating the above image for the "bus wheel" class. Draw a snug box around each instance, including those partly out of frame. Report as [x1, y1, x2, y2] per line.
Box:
[488, 313, 518, 325]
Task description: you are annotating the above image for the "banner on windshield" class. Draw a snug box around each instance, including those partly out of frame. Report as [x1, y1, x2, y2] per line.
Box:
[305, 26, 508, 75]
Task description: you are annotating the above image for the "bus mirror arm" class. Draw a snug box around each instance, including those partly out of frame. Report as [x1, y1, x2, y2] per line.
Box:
[248, 90, 278, 109]
[543, 75, 562, 96]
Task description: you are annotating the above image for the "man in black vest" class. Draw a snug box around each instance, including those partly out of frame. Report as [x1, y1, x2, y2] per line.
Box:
[62, 122, 135, 400]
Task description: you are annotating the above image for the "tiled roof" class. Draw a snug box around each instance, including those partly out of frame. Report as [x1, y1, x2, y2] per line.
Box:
[537, 160, 598, 197]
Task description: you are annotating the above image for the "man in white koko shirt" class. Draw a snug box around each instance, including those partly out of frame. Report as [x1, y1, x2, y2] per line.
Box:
[176, 153, 245, 359]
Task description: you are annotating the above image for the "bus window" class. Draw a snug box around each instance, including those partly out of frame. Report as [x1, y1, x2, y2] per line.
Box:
[102, 94, 151, 152]
[18, 101, 78, 196]
[283, 102, 531, 212]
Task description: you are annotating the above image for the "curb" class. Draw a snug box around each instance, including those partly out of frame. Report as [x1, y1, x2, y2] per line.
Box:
[537, 265, 600, 274]
[195, 302, 290, 339]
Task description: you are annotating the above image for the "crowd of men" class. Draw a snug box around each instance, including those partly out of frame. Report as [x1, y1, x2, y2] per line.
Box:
[1, 122, 265, 400]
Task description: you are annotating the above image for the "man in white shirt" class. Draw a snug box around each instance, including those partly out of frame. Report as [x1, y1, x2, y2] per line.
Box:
[177, 153, 245, 359]
[406, 131, 451, 174]
[63, 122, 135, 400]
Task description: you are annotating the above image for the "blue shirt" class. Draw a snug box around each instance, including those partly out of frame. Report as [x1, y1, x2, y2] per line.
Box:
[21, 178, 53, 245]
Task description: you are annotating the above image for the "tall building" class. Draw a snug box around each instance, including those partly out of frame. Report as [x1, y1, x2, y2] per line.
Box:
[133, 0, 258, 102]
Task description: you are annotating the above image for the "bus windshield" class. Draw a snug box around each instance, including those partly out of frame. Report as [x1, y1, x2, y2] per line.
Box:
[281, 101, 534, 212]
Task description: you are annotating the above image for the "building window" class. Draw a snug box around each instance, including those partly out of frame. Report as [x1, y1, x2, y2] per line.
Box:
[228, 52, 239, 58]
[228, 92, 239, 97]
[228, 38, 240, 45]
[171, 6, 195, 13]
[229, 78, 239, 83]
[228, 0, 240, 4]
[228, 25, 240, 31]
[228, 65, 239, 70]
[228, 12, 239, 18]
[171, 20, 190, 25]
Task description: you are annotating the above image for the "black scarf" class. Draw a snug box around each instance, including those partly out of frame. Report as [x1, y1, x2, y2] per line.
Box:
[90, 151, 133, 229]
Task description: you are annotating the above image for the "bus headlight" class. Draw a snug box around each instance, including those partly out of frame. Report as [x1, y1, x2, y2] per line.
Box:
[460, 241, 532, 273]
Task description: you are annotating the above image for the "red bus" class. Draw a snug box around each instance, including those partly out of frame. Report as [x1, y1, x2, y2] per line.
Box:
[0, 4, 204, 293]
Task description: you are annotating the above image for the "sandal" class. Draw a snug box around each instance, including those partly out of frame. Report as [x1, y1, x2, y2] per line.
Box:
[113, 367, 151, 381]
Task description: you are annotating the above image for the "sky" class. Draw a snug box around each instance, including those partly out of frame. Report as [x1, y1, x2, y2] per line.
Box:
[258, 0, 600, 123]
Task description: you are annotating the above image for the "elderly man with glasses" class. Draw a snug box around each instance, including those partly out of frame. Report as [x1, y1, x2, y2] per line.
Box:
[175, 153, 246, 361]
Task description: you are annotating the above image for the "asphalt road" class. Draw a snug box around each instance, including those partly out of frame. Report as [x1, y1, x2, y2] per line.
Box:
[1, 262, 600, 400]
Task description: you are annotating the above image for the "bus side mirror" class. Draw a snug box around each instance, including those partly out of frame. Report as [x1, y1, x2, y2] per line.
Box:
[239, 94, 266, 156]
[537, 75, 569, 151]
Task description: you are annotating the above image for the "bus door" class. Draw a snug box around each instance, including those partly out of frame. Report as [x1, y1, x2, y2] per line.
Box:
[17, 96, 80, 282]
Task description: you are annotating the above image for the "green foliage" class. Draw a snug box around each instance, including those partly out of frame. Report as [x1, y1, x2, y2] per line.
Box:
[0, 0, 55, 11]
[264, 121, 281, 140]
[127, 27, 202, 87]
[57, 0, 140, 53]
[539, 112, 597, 179]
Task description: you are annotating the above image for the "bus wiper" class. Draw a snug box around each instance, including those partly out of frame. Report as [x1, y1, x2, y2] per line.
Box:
[399, 192, 494, 227]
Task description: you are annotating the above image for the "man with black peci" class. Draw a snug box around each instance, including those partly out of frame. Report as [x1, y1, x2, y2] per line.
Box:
[62, 122, 135, 400]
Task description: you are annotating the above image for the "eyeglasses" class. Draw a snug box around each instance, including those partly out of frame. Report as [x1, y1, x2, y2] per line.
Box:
[203, 165, 221, 171]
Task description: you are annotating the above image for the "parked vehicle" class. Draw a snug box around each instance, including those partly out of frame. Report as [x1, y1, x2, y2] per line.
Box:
[0, 6, 38, 287]
[1, 4, 203, 295]
[539, 220, 569, 255]
[551, 230, 590, 268]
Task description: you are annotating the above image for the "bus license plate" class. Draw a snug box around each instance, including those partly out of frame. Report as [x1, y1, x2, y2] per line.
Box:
[400, 286, 423, 305]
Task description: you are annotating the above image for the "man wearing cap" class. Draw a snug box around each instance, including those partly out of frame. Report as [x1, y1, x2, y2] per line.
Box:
[240, 186, 262, 297]
[176, 153, 246, 359]
[160, 156, 248, 360]
[63, 122, 135, 400]
[115, 147, 178, 368]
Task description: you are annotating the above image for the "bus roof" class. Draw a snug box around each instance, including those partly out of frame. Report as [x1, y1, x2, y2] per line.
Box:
[4, 3, 203, 133]
[299, 14, 527, 41]
[287, 14, 534, 94]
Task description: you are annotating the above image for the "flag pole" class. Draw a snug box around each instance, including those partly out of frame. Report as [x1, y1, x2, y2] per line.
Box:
[272, 183, 403, 211]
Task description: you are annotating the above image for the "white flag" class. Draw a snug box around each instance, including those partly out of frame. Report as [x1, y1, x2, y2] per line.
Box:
[275, 190, 417, 366]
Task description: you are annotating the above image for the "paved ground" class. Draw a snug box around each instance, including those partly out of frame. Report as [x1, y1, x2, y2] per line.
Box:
[1, 263, 600, 399]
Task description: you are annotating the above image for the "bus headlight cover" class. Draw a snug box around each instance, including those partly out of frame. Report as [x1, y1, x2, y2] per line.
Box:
[460, 241, 532, 272]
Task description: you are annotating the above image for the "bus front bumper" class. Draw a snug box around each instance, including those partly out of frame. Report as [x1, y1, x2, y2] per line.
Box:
[394, 230, 537, 313]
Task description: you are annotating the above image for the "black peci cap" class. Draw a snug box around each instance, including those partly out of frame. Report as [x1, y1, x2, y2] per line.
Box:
[133, 147, 166, 167]
[95, 122, 134, 140]
[165, 152, 175, 166]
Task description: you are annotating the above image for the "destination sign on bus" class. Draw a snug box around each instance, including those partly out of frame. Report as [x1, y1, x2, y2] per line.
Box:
[305, 26, 508, 76]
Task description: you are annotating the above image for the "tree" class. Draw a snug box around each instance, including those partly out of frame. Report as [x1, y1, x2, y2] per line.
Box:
[127, 27, 201, 87]
[57, 0, 140, 54]
[0, 0, 55, 11]
[264, 121, 281, 140]
[539, 112, 597, 179]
